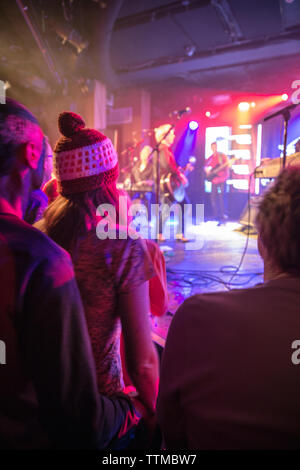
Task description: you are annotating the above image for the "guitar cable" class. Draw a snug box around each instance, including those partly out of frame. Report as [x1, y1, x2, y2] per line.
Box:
[223, 172, 255, 289]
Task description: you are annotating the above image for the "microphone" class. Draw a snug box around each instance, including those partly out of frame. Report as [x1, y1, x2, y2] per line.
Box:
[142, 129, 154, 135]
[169, 106, 191, 118]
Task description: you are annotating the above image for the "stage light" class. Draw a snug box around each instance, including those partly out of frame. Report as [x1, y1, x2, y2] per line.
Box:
[251, 102, 256, 108]
[205, 111, 211, 117]
[184, 44, 196, 57]
[282, 93, 289, 101]
[55, 24, 89, 54]
[238, 102, 250, 111]
[189, 121, 199, 131]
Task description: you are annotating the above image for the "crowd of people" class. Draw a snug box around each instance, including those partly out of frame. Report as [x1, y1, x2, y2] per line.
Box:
[1, 98, 300, 450]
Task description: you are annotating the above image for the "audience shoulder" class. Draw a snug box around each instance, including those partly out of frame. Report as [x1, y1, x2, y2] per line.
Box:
[25, 222, 73, 272]
[178, 284, 264, 322]
[177, 295, 203, 318]
[176, 290, 232, 323]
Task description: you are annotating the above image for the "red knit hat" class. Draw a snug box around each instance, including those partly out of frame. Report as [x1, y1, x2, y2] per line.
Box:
[54, 111, 118, 195]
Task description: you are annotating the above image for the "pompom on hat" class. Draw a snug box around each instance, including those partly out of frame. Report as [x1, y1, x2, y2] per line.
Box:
[54, 111, 118, 195]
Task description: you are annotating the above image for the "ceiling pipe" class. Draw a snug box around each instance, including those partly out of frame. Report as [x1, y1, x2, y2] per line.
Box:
[93, 0, 124, 90]
[15, 0, 61, 85]
[114, 0, 210, 30]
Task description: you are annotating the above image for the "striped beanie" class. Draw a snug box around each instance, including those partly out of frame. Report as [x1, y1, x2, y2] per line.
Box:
[54, 111, 118, 195]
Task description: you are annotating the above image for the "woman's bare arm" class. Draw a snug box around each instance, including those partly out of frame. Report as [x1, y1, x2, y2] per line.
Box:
[118, 281, 159, 414]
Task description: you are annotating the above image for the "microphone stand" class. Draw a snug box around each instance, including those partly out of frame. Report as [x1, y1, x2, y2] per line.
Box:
[264, 102, 299, 169]
[144, 121, 181, 239]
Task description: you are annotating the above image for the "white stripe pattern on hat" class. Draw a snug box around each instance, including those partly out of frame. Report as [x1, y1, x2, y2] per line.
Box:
[54, 138, 118, 182]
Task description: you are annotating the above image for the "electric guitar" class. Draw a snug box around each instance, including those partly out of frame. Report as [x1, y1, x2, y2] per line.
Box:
[160, 162, 194, 203]
[205, 156, 236, 182]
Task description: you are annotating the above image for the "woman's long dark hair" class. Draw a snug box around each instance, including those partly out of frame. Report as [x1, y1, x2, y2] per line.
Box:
[41, 182, 124, 257]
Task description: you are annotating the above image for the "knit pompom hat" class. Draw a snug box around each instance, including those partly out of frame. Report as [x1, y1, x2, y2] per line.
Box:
[54, 111, 118, 196]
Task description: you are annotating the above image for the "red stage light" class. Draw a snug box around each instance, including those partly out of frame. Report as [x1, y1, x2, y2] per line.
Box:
[205, 111, 211, 117]
[281, 93, 289, 101]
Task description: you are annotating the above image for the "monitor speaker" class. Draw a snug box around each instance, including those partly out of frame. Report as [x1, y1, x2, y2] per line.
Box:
[239, 196, 262, 231]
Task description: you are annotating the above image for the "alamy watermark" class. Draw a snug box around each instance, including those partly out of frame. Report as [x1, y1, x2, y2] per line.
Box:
[0, 80, 6, 104]
[291, 80, 300, 104]
[0, 340, 6, 365]
[291, 340, 300, 365]
[95, 197, 205, 251]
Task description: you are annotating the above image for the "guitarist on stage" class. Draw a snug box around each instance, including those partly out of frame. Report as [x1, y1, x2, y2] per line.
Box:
[155, 124, 191, 242]
[205, 141, 229, 226]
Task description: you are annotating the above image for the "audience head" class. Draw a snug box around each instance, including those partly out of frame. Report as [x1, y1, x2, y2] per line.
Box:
[42, 137, 54, 186]
[43, 111, 122, 253]
[54, 111, 118, 196]
[0, 99, 45, 212]
[256, 166, 300, 278]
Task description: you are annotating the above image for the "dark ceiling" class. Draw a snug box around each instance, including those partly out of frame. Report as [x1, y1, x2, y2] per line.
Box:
[1, 0, 300, 98]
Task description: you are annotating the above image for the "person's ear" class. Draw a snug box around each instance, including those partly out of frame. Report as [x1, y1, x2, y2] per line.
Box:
[21, 141, 41, 170]
[257, 232, 266, 260]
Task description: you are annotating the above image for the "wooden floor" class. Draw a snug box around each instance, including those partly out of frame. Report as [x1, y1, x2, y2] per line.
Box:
[151, 221, 263, 348]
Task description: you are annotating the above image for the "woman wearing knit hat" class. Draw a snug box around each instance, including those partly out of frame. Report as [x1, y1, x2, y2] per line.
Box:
[36, 111, 159, 427]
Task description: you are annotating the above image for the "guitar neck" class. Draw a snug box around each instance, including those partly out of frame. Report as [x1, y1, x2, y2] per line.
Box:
[181, 164, 193, 176]
[215, 157, 235, 172]
[216, 161, 229, 172]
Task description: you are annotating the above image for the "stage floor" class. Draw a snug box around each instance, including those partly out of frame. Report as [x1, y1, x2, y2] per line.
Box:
[151, 221, 264, 348]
